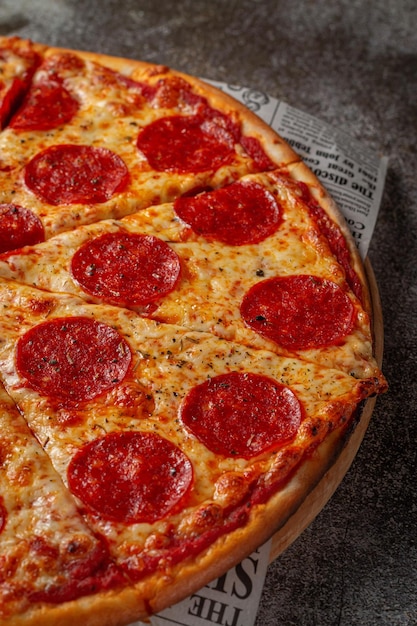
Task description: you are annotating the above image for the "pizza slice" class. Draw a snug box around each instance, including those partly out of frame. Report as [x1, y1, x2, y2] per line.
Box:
[0, 168, 385, 383]
[0, 38, 299, 243]
[0, 277, 382, 623]
[0, 379, 152, 625]
[0, 37, 43, 129]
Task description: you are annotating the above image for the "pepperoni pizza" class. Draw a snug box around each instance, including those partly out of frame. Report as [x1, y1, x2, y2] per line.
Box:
[0, 37, 387, 626]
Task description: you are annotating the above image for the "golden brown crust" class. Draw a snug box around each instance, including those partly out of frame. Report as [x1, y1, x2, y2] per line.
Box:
[0, 587, 148, 626]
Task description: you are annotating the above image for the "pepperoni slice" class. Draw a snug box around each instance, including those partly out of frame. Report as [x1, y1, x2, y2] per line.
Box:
[67, 431, 193, 524]
[0, 496, 6, 534]
[0, 41, 40, 128]
[24, 144, 129, 205]
[174, 180, 282, 245]
[9, 79, 79, 131]
[240, 275, 356, 350]
[71, 232, 181, 306]
[239, 135, 275, 171]
[137, 114, 235, 173]
[0, 203, 45, 253]
[16, 317, 132, 402]
[180, 372, 303, 459]
[297, 182, 363, 302]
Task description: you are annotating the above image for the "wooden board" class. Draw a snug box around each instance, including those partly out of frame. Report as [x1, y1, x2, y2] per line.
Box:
[269, 259, 384, 561]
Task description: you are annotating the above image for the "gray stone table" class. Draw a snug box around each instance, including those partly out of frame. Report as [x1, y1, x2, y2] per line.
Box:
[1, 0, 415, 624]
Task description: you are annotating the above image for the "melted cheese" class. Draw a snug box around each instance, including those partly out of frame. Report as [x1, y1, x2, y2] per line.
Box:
[0, 171, 379, 380]
[0, 280, 371, 576]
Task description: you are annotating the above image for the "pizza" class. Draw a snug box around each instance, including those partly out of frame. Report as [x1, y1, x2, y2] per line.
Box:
[0, 36, 387, 625]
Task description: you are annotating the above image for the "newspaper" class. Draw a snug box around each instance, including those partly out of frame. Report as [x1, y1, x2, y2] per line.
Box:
[129, 84, 388, 626]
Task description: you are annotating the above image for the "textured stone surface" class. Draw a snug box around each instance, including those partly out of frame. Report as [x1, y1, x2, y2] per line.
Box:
[0, 1, 416, 624]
